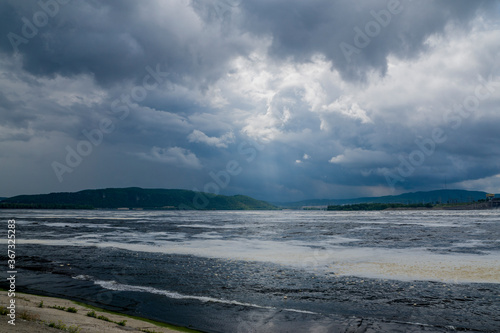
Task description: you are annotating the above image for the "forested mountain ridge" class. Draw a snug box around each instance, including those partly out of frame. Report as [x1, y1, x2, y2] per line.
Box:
[0, 187, 277, 210]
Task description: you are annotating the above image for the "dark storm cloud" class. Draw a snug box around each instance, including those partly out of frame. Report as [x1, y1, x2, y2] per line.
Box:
[0, 0, 499, 200]
[0, 0, 251, 89]
[239, 0, 496, 80]
[1, 0, 493, 86]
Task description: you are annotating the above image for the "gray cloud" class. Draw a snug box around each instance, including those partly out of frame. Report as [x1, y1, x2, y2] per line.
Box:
[188, 129, 235, 148]
[137, 146, 202, 169]
[0, 0, 252, 89]
[239, 0, 497, 81]
[0, 0, 499, 200]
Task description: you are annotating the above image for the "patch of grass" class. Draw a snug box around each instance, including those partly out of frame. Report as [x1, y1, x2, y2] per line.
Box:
[19, 309, 40, 321]
[66, 306, 78, 313]
[86, 310, 97, 318]
[49, 320, 66, 329]
[86, 309, 127, 327]
[67, 325, 81, 333]
[50, 305, 66, 311]
[47, 320, 81, 332]
[97, 314, 111, 322]
[38, 300, 44, 308]
[0, 306, 8, 315]
[87, 309, 125, 326]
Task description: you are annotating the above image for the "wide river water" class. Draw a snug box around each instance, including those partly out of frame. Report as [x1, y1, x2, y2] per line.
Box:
[1, 209, 499, 332]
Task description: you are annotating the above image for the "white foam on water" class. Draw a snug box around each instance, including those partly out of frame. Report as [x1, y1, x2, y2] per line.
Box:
[329, 248, 500, 284]
[73, 234, 102, 239]
[177, 224, 248, 229]
[73, 276, 318, 314]
[321, 236, 361, 244]
[346, 220, 461, 228]
[24, 237, 500, 284]
[42, 222, 83, 228]
[15, 209, 500, 284]
[193, 232, 223, 239]
[452, 239, 490, 248]
[73, 274, 93, 281]
[143, 231, 187, 240]
[42, 222, 130, 230]
[350, 226, 383, 231]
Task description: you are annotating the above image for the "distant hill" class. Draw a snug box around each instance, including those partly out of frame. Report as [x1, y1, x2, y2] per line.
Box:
[0, 187, 277, 210]
[277, 189, 494, 208]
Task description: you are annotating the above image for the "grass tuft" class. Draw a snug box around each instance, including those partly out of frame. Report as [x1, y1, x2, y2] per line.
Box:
[47, 320, 81, 332]
[67, 325, 81, 333]
[50, 305, 66, 311]
[97, 314, 111, 322]
[48, 320, 66, 329]
[0, 306, 8, 315]
[19, 309, 40, 321]
[86, 310, 97, 318]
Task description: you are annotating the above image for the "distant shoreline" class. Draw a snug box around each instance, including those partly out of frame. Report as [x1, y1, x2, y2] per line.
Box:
[327, 201, 500, 211]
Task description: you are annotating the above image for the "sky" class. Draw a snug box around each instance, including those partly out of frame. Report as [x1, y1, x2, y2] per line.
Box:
[1, 0, 500, 202]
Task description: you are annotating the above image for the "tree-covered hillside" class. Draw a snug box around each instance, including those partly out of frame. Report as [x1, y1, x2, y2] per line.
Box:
[0, 187, 277, 210]
[277, 189, 491, 208]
